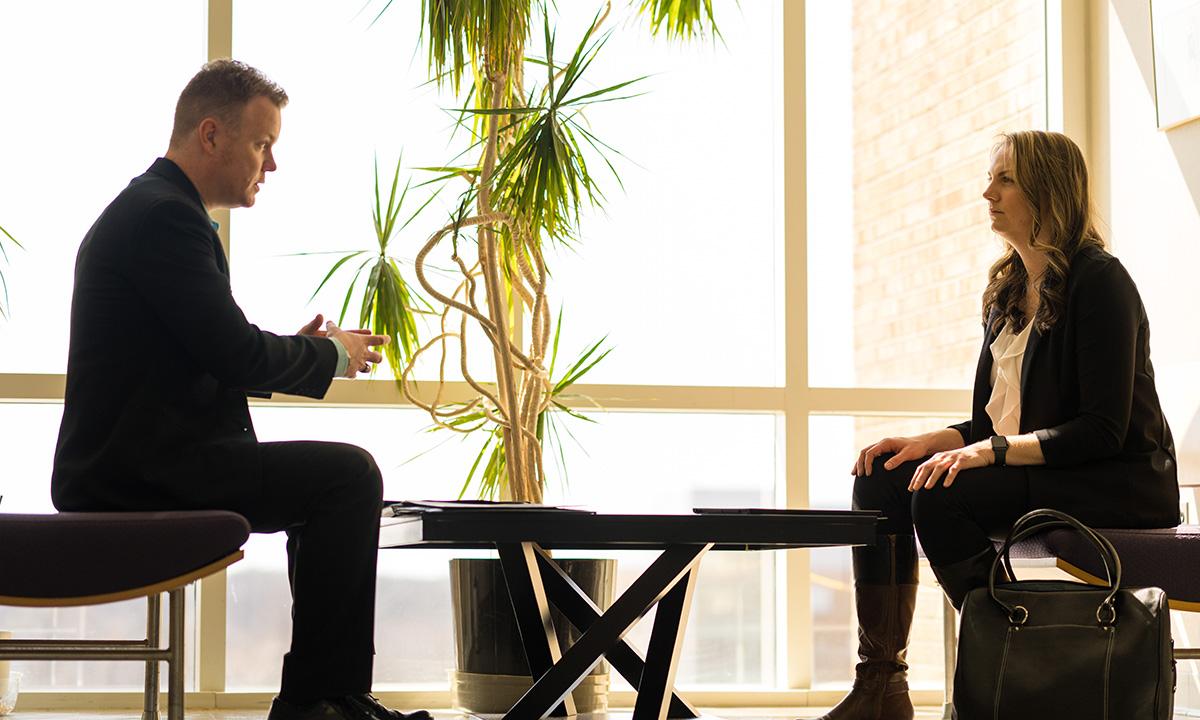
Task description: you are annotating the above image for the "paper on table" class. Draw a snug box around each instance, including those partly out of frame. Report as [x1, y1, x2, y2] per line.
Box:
[381, 499, 594, 516]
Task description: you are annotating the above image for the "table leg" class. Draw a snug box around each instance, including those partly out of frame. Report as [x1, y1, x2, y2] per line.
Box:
[534, 548, 699, 718]
[497, 542, 576, 717]
[632, 566, 700, 720]
[503, 544, 713, 720]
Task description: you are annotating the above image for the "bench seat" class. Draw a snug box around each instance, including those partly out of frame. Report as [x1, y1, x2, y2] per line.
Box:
[0, 510, 250, 719]
[1041, 525, 1200, 608]
[0, 511, 250, 604]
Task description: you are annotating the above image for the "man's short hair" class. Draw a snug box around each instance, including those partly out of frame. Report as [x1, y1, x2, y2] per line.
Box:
[169, 59, 288, 148]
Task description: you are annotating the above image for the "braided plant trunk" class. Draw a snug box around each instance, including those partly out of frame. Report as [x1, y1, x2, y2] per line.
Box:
[403, 65, 555, 504]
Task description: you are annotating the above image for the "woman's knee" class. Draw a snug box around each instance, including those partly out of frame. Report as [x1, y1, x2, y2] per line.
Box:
[852, 473, 890, 513]
[853, 455, 916, 508]
[909, 471, 1005, 563]
[852, 456, 923, 534]
[910, 465, 1017, 529]
[909, 480, 960, 530]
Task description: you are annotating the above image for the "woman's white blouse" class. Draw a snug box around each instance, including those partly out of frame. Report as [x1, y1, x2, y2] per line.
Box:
[986, 321, 1035, 437]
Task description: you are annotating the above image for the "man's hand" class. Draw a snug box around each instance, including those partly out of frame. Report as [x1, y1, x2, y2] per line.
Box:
[298, 314, 327, 337]
[326, 321, 389, 377]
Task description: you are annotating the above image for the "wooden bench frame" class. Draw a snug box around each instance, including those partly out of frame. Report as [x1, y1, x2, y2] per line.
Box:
[0, 551, 242, 720]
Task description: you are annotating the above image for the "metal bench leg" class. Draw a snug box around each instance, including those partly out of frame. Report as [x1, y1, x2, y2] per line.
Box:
[168, 588, 185, 720]
[941, 594, 956, 720]
[143, 593, 161, 720]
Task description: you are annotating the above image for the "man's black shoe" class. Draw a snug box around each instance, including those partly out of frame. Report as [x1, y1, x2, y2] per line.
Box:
[343, 694, 434, 720]
[267, 697, 343, 720]
[267, 694, 434, 720]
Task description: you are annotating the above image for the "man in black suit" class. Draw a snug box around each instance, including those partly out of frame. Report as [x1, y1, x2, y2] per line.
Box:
[52, 59, 432, 720]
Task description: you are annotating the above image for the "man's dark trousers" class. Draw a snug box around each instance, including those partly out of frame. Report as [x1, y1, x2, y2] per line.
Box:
[228, 440, 384, 701]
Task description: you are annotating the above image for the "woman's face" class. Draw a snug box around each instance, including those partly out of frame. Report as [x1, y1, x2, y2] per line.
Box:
[982, 145, 1035, 247]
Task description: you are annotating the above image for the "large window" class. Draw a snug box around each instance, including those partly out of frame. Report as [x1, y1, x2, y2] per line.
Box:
[805, 0, 1047, 690]
[0, 0, 1068, 705]
[0, 1, 206, 376]
[0, 0, 207, 691]
[807, 0, 1047, 389]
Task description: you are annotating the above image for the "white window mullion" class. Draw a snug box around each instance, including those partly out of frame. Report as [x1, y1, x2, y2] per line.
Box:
[208, 0, 233, 258]
[198, 0, 233, 694]
[783, 0, 812, 690]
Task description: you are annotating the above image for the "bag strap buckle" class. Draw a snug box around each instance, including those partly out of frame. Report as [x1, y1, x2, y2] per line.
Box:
[1008, 605, 1029, 626]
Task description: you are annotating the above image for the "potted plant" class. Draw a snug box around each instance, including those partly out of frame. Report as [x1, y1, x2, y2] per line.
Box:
[312, 0, 723, 710]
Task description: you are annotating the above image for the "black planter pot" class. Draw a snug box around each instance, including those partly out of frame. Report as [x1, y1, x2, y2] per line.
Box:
[449, 557, 617, 713]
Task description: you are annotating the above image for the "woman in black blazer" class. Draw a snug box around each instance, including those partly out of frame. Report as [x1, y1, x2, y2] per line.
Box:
[819, 131, 1179, 720]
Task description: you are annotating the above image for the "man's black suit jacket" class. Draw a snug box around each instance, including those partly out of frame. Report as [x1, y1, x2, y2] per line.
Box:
[52, 158, 338, 512]
[950, 245, 1179, 528]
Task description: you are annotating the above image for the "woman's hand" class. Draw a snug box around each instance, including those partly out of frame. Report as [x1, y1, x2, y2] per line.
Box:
[908, 441, 993, 491]
[853, 434, 937, 476]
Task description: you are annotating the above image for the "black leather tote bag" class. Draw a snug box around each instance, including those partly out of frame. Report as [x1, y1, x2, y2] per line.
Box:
[953, 508, 1174, 720]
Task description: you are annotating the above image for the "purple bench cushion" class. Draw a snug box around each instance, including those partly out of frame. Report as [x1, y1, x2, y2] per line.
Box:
[920, 533, 1056, 560]
[998, 531, 1056, 559]
[0, 511, 250, 600]
[1042, 526, 1200, 604]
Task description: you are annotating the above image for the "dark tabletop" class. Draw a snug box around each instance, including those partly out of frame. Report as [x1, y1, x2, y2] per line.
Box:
[379, 508, 879, 551]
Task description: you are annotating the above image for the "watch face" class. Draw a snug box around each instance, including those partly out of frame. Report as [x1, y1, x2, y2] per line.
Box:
[991, 435, 1008, 465]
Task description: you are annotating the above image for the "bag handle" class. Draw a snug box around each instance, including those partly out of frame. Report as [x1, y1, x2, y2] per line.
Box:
[986, 508, 1122, 627]
[997, 515, 1118, 587]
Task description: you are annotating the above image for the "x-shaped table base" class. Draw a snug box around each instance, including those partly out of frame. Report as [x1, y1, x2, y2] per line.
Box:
[496, 541, 715, 720]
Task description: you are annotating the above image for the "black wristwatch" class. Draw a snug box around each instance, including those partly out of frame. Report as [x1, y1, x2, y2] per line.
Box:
[991, 435, 1009, 466]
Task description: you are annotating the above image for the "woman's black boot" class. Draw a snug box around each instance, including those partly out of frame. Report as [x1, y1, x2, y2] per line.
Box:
[815, 534, 918, 720]
[930, 545, 999, 611]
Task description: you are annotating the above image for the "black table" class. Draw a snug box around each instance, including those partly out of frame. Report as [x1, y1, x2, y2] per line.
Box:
[380, 508, 879, 720]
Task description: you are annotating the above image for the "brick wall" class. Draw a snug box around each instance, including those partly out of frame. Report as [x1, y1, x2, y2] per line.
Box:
[852, 0, 1044, 393]
[824, 0, 1048, 687]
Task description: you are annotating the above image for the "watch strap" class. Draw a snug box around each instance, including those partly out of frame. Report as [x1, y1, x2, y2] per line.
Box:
[991, 435, 1009, 466]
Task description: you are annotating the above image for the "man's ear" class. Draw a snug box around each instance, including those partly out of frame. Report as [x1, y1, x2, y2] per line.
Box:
[197, 117, 220, 154]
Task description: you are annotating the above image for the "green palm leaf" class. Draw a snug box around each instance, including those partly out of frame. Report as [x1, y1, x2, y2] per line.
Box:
[636, 0, 724, 41]
[307, 156, 432, 372]
[0, 223, 22, 320]
[419, 0, 533, 93]
[308, 251, 369, 304]
[479, 11, 642, 241]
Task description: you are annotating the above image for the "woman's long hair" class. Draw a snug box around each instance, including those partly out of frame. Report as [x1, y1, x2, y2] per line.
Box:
[981, 131, 1105, 334]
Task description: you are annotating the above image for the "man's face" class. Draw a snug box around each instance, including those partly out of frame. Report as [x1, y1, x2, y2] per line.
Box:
[213, 95, 280, 209]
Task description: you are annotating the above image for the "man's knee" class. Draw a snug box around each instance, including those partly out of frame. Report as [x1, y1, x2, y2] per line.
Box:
[327, 443, 383, 502]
